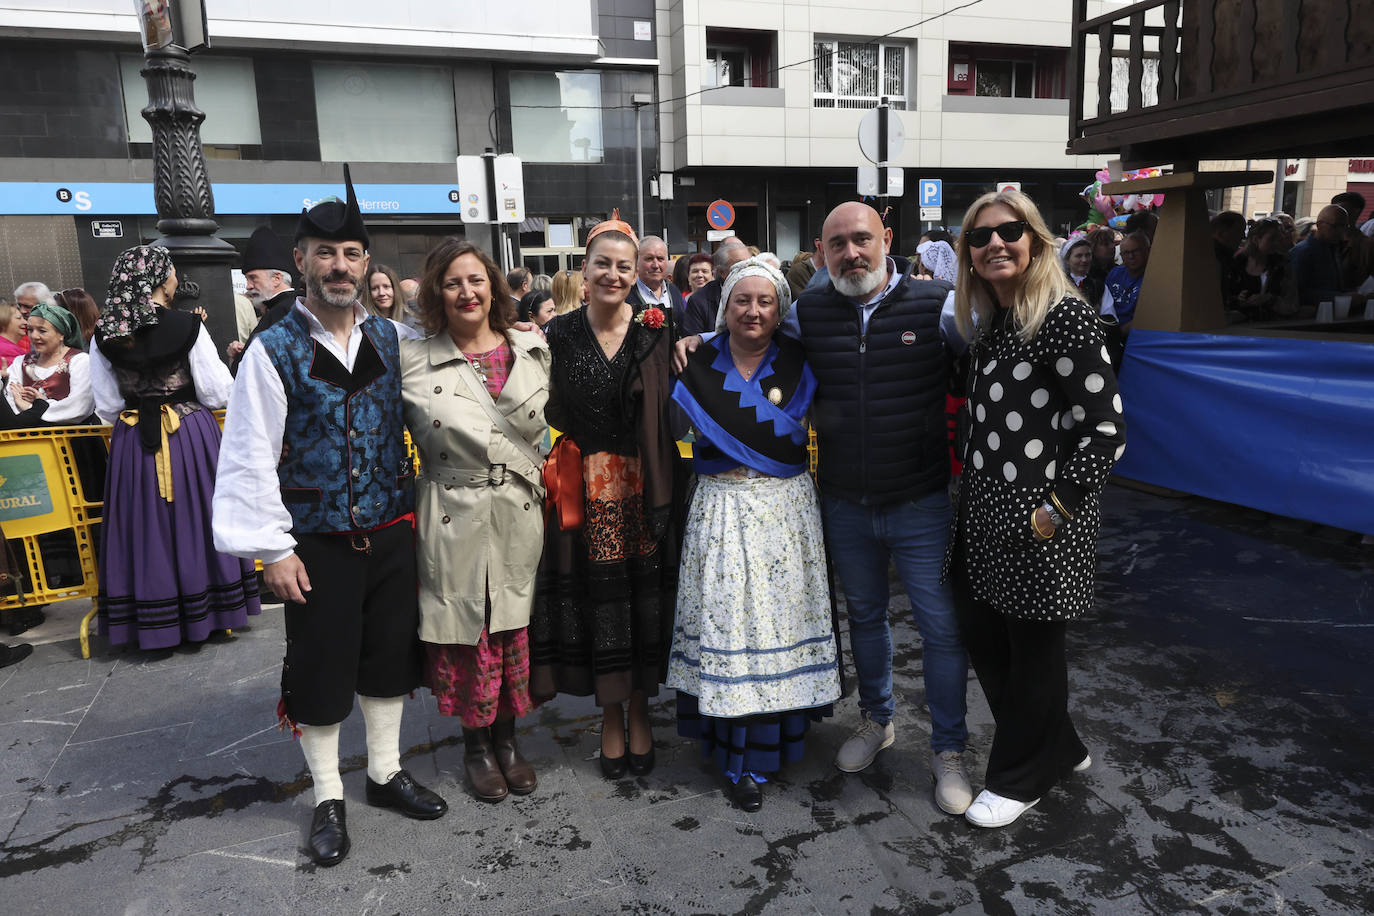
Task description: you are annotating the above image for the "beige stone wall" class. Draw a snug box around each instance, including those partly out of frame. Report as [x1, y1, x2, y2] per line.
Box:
[1201, 158, 1278, 217]
[1202, 158, 1372, 220]
[1306, 159, 1351, 217]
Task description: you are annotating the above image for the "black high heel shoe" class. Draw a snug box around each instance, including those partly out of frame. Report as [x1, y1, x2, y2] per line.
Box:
[599, 751, 628, 779]
[627, 745, 655, 776]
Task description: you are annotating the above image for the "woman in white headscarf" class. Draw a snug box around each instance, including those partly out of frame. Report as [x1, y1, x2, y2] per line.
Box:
[1058, 233, 1102, 309]
[916, 239, 959, 284]
[665, 256, 841, 813]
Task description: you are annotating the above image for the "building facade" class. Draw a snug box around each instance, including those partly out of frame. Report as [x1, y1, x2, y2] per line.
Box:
[1208, 158, 1374, 225]
[649, 0, 1115, 258]
[0, 0, 661, 295]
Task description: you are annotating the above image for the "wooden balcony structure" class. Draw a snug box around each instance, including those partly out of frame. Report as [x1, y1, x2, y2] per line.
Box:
[1067, 0, 1374, 332]
[1068, 0, 1374, 163]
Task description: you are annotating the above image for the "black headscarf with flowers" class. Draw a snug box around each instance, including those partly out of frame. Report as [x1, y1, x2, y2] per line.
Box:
[99, 245, 174, 341]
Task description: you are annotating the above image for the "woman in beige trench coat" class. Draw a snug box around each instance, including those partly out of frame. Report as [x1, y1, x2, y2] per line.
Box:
[401, 239, 550, 803]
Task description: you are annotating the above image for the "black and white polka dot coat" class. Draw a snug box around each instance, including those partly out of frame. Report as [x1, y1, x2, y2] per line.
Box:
[945, 295, 1126, 621]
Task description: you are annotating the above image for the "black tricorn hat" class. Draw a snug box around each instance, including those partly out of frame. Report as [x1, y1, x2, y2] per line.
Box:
[295, 164, 370, 249]
[242, 225, 294, 274]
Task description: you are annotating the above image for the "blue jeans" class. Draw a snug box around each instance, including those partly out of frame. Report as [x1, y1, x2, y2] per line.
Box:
[822, 489, 969, 752]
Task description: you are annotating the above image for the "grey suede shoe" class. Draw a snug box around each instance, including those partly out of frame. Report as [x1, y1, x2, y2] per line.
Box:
[834, 718, 895, 773]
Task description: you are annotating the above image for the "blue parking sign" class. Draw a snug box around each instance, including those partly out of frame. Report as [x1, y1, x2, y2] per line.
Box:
[919, 179, 942, 207]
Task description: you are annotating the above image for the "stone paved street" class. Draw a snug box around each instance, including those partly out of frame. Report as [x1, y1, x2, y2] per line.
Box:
[1, 484, 1370, 915]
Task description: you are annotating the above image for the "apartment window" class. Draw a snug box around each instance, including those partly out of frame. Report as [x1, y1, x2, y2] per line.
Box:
[313, 61, 456, 163]
[121, 54, 261, 146]
[704, 28, 777, 89]
[510, 71, 604, 164]
[813, 39, 907, 109]
[977, 60, 1034, 98]
[949, 45, 1069, 100]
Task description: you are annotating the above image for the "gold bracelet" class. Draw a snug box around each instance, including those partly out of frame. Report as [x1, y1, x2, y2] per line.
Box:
[1030, 508, 1054, 540]
[1049, 491, 1074, 521]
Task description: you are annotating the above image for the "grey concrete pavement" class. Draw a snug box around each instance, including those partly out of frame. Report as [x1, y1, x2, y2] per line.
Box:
[1, 483, 1370, 914]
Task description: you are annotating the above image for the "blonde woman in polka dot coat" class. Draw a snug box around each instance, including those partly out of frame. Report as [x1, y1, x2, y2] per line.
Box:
[946, 190, 1126, 829]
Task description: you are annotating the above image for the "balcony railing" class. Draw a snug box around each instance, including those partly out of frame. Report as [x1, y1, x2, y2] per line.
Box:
[1067, 0, 1374, 161]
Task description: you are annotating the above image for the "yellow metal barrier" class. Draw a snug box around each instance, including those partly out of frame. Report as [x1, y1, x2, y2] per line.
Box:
[0, 426, 109, 658]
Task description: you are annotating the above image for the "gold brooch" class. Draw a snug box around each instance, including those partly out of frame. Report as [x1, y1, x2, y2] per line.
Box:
[767, 387, 782, 405]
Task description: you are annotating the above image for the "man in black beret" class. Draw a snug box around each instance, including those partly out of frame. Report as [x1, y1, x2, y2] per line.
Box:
[228, 226, 298, 366]
[214, 166, 444, 868]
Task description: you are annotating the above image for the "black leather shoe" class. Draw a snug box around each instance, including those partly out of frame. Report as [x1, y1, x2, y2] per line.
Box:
[8, 608, 44, 637]
[0, 643, 34, 669]
[308, 799, 349, 867]
[365, 769, 448, 820]
[732, 775, 763, 813]
[599, 751, 627, 780]
[627, 745, 656, 776]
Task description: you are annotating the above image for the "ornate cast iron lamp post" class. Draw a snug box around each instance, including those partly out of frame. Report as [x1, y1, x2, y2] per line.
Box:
[134, 0, 239, 355]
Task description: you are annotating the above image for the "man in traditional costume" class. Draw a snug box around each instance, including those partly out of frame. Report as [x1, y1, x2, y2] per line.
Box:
[213, 167, 446, 868]
[228, 225, 298, 368]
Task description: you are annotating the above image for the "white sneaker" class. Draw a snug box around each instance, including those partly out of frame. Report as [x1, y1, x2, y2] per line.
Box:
[964, 789, 1039, 828]
[834, 718, 894, 773]
[1074, 753, 1092, 773]
[932, 750, 973, 815]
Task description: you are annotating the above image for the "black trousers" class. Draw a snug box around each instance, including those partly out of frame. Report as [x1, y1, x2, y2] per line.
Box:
[952, 540, 1087, 802]
[281, 520, 422, 726]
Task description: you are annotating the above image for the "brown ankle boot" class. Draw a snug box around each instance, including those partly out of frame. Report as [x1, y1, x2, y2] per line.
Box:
[463, 727, 508, 802]
[491, 718, 537, 795]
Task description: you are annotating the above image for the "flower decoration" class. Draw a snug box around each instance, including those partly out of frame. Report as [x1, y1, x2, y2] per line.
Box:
[635, 307, 665, 329]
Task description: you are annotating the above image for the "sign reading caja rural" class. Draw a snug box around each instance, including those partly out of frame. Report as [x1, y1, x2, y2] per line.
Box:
[0, 455, 55, 521]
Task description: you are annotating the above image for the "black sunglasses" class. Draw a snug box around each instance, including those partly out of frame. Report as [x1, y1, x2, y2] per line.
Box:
[966, 220, 1029, 249]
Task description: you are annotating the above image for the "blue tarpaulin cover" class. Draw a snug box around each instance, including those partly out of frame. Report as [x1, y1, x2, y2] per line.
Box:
[1115, 330, 1374, 534]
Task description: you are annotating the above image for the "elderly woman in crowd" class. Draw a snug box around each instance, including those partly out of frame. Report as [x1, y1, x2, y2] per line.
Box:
[530, 214, 680, 781]
[665, 257, 840, 813]
[400, 239, 550, 803]
[685, 253, 714, 294]
[90, 245, 260, 650]
[4, 300, 94, 426]
[948, 190, 1125, 828]
[0, 300, 28, 365]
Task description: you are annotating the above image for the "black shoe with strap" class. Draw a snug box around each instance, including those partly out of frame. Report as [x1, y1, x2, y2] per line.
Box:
[365, 768, 448, 820]
[308, 799, 349, 867]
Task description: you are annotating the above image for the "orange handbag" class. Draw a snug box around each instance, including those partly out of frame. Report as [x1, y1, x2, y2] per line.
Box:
[543, 435, 585, 531]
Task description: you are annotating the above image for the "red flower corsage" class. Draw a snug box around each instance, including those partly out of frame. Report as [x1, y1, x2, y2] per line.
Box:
[635, 307, 665, 329]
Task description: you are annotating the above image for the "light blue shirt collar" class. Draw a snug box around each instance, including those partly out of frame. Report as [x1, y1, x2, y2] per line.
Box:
[636, 278, 671, 306]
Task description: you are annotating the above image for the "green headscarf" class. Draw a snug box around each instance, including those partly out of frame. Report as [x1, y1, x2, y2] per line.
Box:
[28, 302, 84, 350]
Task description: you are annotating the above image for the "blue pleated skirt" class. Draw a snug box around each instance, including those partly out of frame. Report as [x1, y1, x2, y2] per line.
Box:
[676, 690, 831, 780]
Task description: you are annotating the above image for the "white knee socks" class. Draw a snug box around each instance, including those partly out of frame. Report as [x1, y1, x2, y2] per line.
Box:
[298, 723, 343, 806]
[358, 694, 404, 785]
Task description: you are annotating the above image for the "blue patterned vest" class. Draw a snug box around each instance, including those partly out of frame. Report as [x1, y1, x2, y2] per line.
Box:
[257, 308, 414, 533]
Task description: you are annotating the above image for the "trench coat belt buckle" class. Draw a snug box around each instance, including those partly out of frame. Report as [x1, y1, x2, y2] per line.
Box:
[421, 464, 509, 488]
